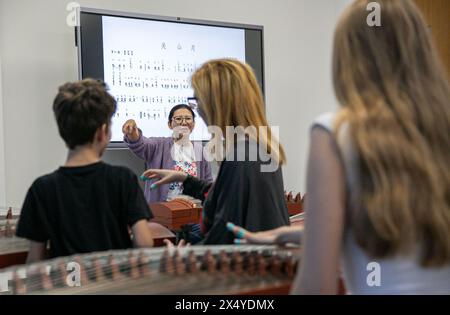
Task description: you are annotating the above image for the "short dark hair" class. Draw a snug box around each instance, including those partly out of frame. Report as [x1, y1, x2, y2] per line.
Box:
[53, 79, 117, 149]
[168, 104, 196, 123]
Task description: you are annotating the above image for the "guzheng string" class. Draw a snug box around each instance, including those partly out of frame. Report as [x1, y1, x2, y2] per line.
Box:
[4, 245, 298, 295]
[21, 246, 262, 293]
[63, 249, 291, 295]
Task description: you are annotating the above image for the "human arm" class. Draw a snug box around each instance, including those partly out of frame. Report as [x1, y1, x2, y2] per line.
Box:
[290, 126, 346, 295]
[122, 119, 159, 161]
[16, 181, 50, 263]
[131, 219, 154, 248]
[26, 241, 47, 263]
[226, 222, 303, 246]
[141, 169, 212, 202]
[126, 171, 155, 247]
[122, 119, 140, 142]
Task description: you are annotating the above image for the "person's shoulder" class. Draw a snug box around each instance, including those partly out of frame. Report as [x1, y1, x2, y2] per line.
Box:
[312, 110, 352, 147]
[221, 147, 260, 172]
[31, 170, 60, 187]
[312, 111, 340, 132]
[101, 163, 137, 181]
[102, 163, 134, 174]
[25, 170, 61, 196]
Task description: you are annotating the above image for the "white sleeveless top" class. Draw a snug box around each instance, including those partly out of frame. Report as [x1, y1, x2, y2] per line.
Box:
[313, 112, 450, 295]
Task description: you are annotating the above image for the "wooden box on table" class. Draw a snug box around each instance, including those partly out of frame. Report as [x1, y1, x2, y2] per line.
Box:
[149, 199, 202, 231]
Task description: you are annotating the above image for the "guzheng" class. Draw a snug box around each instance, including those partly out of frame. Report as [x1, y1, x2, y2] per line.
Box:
[289, 213, 304, 227]
[0, 233, 29, 268]
[0, 202, 178, 269]
[0, 213, 30, 269]
[0, 245, 300, 295]
[284, 192, 305, 216]
[0, 207, 20, 237]
[0, 219, 18, 238]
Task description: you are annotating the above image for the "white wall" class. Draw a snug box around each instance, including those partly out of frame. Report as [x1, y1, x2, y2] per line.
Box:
[0, 54, 6, 209]
[0, 0, 352, 210]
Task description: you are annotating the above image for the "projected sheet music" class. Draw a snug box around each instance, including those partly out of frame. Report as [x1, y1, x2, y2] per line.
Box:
[102, 16, 246, 141]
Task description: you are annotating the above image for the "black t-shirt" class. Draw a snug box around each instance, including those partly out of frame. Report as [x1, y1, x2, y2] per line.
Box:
[16, 162, 153, 258]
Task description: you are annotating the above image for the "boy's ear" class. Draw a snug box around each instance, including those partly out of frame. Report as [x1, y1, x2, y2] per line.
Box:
[168, 121, 173, 130]
[95, 124, 108, 142]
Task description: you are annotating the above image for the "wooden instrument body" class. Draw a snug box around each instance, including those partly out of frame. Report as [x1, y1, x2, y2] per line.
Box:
[0, 216, 29, 268]
[285, 192, 305, 216]
[0, 237, 29, 269]
[0, 220, 175, 269]
[0, 245, 300, 295]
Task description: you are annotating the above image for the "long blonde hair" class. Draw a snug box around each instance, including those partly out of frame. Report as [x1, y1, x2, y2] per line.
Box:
[333, 0, 450, 266]
[191, 59, 286, 166]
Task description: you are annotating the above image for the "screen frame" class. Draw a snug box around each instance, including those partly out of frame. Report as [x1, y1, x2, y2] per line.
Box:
[75, 7, 265, 149]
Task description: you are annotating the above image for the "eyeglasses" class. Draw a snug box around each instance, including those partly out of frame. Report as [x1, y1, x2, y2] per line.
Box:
[172, 116, 193, 124]
[187, 97, 198, 110]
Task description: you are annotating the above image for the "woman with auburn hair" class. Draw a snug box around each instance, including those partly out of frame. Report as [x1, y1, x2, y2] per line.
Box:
[142, 59, 289, 245]
[229, 0, 450, 294]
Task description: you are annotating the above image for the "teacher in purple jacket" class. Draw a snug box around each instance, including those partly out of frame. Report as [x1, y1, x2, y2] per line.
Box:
[122, 104, 213, 203]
